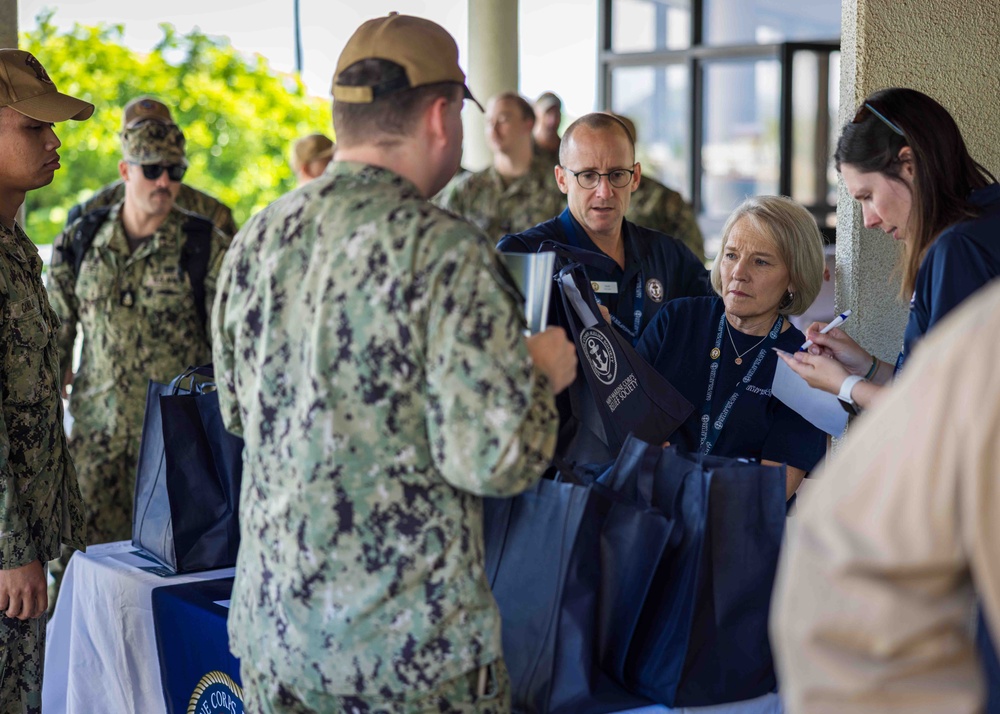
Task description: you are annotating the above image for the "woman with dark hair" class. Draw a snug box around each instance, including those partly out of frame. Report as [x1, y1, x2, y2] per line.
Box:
[778, 87, 1000, 410]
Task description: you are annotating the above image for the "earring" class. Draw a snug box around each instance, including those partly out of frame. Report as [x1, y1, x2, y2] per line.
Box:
[779, 291, 793, 309]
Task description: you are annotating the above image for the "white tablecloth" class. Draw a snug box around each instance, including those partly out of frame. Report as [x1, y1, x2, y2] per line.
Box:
[43, 541, 234, 714]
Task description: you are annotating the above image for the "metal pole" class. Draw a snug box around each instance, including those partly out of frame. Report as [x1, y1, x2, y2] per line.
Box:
[293, 0, 303, 75]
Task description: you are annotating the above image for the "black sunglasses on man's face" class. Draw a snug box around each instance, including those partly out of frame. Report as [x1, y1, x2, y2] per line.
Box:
[135, 163, 187, 182]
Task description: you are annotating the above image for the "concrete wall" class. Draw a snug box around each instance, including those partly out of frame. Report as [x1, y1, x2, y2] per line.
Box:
[838, 0, 1000, 361]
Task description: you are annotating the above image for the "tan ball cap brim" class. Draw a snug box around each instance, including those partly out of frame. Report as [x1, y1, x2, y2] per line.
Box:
[11, 91, 95, 122]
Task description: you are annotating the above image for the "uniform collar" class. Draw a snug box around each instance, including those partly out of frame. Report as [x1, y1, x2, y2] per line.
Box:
[328, 161, 424, 200]
[0, 221, 38, 266]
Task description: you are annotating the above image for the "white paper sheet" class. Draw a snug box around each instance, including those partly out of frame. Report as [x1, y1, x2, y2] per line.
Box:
[772, 358, 849, 437]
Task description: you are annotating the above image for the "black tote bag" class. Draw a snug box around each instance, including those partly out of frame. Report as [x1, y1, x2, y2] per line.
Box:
[132, 364, 243, 573]
[553, 257, 693, 464]
[598, 435, 787, 707]
[483, 474, 670, 714]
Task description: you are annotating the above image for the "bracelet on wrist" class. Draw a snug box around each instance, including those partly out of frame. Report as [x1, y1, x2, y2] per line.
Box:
[863, 353, 878, 381]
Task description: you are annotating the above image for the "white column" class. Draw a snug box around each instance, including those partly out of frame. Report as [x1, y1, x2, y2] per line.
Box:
[464, 0, 519, 171]
[0, 0, 17, 48]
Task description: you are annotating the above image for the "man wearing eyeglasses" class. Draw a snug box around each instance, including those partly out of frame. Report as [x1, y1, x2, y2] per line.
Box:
[498, 112, 711, 344]
[45, 119, 231, 602]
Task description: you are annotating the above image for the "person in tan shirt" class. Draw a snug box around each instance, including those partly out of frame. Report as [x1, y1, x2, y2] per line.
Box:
[771, 278, 1000, 713]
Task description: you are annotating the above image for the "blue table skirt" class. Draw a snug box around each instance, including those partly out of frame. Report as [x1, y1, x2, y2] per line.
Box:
[152, 577, 243, 713]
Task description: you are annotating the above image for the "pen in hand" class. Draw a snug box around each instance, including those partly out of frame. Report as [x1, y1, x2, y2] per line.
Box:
[799, 309, 852, 351]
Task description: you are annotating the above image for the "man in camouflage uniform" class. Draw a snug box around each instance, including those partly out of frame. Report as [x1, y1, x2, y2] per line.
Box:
[47, 119, 230, 563]
[532, 91, 562, 166]
[0, 48, 89, 713]
[66, 96, 238, 239]
[438, 92, 564, 242]
[616, 114, 705, 260]
[212, 13, 577, 714]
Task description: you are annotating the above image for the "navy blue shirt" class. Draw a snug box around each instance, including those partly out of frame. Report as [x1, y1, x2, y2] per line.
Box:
[498, 209, 712, 341]
[636, 297, 826, 472]
[901, 184, 1000, 368]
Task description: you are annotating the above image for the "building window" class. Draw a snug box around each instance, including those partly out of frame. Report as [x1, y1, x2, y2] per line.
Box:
[600, 0, 840, 254]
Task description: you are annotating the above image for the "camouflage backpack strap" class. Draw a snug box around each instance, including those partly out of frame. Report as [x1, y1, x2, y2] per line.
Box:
[64, 206, 113, 280]
[179, 215, 214, 332]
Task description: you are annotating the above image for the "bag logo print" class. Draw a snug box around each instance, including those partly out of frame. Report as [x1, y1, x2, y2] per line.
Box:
[581, 327, 618, 385]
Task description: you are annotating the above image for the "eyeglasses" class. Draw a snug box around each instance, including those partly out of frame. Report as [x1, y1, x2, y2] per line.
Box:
[561, 165, 636, 189]
[134, 163, 187, 182]
[852, 102, 905, 137]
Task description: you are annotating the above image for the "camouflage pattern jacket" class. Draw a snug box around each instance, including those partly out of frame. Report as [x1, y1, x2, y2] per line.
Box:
[438, 154, 565, 243]
[69, 180, 238, 240]
[47, 203, 230, 441]
[0, 223, 86, 567]
[626, 175, 705, 260]
[212, 162, 558, 697]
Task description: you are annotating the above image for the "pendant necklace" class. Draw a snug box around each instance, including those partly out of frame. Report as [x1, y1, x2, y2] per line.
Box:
[725, 320, 769, 365]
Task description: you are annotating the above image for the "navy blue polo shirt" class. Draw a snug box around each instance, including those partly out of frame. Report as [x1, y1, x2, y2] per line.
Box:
[901, 183, 1000, 368]
[636, 296, 826, 472]
[498, 208, 712, 342]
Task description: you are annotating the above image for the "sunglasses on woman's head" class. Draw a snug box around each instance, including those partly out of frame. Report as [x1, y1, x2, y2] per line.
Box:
[852, 102, 905, 137]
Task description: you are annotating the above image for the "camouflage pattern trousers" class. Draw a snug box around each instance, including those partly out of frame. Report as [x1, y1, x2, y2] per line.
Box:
[242, 659, 511, 714]
[0, 605, 45, 713]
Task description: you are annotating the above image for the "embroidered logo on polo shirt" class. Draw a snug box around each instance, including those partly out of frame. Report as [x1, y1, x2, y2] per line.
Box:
[645, 278, 664, 303]
[581, 327, 617, 385]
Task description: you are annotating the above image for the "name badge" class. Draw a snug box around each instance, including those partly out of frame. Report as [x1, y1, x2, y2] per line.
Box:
[591, 280, 618, 294]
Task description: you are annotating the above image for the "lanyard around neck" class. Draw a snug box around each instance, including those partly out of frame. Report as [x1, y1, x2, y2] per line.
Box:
[699, 312, 783, 455]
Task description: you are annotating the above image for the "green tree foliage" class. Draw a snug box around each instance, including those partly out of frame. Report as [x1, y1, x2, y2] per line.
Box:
[20, 10, 333, 245]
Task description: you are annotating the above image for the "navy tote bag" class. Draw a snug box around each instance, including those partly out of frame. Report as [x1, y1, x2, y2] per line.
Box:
[133, 365, 243, 573]
[598, 435, 787, 707]
[483, 473, 672, 714]
[549, 252, 693, 465]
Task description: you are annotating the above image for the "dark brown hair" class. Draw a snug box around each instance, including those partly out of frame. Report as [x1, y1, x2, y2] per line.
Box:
[333, 59, 461, 149]
[835, 88, 997, 297]
[490, 92, 534, 123]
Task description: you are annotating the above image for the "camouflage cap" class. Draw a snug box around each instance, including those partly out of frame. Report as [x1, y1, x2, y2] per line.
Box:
[534, 92, 562, 113]
[332, 13, 482, 111]
[122, 96, 174, 130]
[0, 49, 94, 122]
[121, 121, 187, 165]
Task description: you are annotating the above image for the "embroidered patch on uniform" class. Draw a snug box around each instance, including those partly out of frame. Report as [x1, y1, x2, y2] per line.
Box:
[591, 280, 617, 294]
[580, 327, 617, 385]
[145, 272, 185, 288]
[645, 278, 664, 303]
[6, 295, 40, 319]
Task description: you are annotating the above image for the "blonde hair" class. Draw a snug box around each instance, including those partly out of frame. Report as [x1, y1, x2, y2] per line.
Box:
[710, 196, 825, 316]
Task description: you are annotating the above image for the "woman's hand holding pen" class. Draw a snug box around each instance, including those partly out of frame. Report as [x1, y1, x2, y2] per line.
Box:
[801, 322, 872, 376]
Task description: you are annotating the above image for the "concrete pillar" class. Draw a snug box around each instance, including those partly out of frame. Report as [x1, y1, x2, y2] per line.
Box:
[464, 0, 519, 171]
[0, 0, 17, 48]
[837, 0, 1000, 362]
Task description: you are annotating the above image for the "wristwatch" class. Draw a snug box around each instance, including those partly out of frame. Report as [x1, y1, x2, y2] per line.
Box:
[838, 374, 866, 416]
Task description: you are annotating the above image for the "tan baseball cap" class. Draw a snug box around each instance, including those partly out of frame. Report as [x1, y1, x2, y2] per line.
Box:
[332, 13, 482, 111]
[292, 134, 335, 171]
[0, 49, 94, 122]
[122, 96, 174, 130]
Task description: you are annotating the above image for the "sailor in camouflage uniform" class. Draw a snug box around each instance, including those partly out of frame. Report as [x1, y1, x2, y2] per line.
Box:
[65, 97, 238, 239]
[47, 120, 230, 557]
[438, 92, 564, 243]
[212, 13, 577, 714]
[0, 48, 90, 714]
